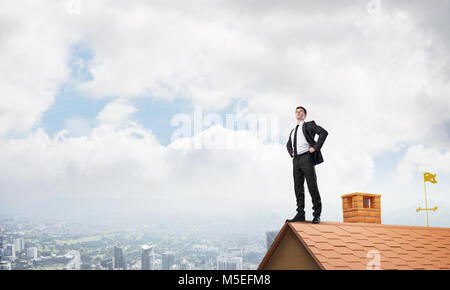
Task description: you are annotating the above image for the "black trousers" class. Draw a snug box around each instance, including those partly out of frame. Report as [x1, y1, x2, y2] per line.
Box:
[292, 152, 322, 218]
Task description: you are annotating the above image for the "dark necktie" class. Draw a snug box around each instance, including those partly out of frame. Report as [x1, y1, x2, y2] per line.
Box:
[293, 124, 299, 155]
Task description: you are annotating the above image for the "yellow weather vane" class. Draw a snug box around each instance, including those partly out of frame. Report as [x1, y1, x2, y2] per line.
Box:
[416, 172, 438, 227]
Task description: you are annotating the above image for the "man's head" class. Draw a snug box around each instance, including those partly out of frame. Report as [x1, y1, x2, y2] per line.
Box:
[295, 106, 307, 122]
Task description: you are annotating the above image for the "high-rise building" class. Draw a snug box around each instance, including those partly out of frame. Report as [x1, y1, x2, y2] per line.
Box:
[0, 235, 3, 262]
[266, 231, 278, 251]
[113, 245, 127, 270]
[101, 258, 114, 270]
[162, 252, 175, 270]
[27, 247, 38, 260]
[198, 254, 207, 270]
[14, 238, 24, 253]
[141, 245, 153, 270]
[4, 244, 15, 261]
[216, 255, 243, 270]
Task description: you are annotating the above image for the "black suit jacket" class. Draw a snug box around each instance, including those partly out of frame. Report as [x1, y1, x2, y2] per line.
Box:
[286, 120, 328, 166]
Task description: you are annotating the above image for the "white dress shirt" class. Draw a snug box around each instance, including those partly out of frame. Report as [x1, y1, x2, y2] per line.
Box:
[290, 120, 310, 155]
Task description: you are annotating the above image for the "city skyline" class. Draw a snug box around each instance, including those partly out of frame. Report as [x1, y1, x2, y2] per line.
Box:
[0, 216, 264, 270]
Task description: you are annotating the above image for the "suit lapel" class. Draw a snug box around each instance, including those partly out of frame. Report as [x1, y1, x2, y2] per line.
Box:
[302, 121, 313, 145]
[302, 121, 308, 141]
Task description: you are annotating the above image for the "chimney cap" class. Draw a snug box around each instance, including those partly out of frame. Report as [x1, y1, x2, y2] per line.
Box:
[341, 192, 381, 198]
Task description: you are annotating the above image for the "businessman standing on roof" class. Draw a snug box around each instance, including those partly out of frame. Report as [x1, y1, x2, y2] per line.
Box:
[286, 106, 328, 224]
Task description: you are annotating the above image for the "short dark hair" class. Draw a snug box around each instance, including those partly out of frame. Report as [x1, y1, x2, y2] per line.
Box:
[296, 106, 307, 115]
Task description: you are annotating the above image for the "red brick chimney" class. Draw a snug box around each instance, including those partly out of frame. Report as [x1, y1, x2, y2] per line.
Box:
[341, 192, 381, 223]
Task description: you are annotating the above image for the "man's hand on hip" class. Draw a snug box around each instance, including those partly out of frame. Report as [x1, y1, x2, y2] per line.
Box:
[309, 147, 316, 153]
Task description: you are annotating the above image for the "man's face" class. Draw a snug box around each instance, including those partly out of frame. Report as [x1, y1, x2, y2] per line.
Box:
[295, 109, 306, 120]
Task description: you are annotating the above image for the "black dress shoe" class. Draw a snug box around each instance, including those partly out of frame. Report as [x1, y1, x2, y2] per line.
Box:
[312, 217, 320, 224]
[286, 213, 305, 223]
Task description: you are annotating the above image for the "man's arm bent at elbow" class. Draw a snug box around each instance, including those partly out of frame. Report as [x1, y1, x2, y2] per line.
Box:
[311, 121, 328, 152]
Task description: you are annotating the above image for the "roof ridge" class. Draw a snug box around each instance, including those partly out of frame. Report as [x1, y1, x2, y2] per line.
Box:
[292, 221, 450, 230]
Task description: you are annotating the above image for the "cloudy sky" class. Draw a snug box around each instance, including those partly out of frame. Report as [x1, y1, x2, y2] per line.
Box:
[1, 0, 449, 232]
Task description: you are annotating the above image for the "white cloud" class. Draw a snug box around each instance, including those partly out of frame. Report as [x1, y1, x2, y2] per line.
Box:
[394, 144, 450, 184]
[0, 119, 291, 221]
[96, 99, 138, 125]
[63, 116, 93, 137]
[0, 1, 79, 136]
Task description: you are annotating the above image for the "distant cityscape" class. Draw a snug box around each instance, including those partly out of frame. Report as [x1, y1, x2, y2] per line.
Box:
[0, 217, 278, 270]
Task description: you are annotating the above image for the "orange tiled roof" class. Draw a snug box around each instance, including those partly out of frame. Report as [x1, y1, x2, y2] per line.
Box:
[261, 221, 450, 270]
